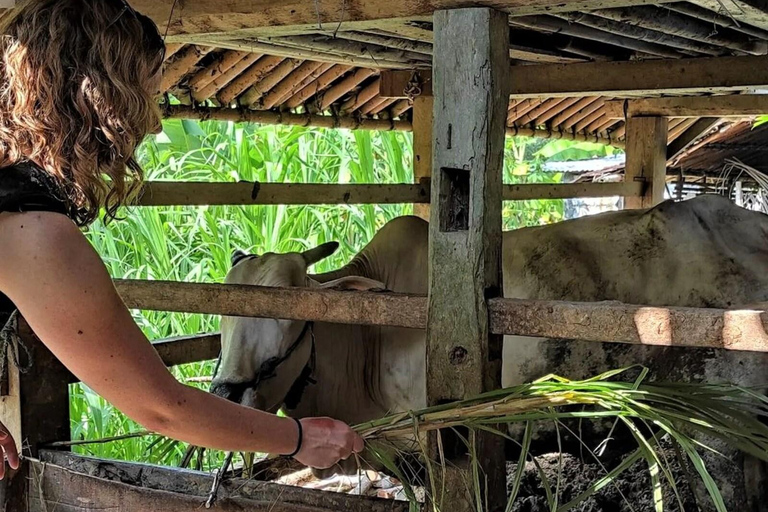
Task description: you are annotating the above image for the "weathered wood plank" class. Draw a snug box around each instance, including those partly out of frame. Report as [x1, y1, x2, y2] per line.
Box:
[489, 299, 768, 352]
[605, 95, 768, 118]
[135, 181, 641, 206]
[138, 182, 429, 206]
[114, 280, 768, 352]
[624, 116, 668, 209]
[115, 280, 428, 329]
[130, 0, 677, 40]
[412, 97, 433, 221]
[380, 70, 434, 98]
[428, 8, 508, 511]
[27, 451, 409, 512]
[509, 55, 768, 97]
[3, 319, 71, 511]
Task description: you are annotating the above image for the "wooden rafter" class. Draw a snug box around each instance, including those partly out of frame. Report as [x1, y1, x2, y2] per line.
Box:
[604, 95, 768, 118]
[128, 0, 679, 41]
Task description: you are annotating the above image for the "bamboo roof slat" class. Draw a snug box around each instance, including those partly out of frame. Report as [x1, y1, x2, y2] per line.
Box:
[161, 45, 214, 93]
[664, 3, 768, 41]
[241, 59, 304, 106]
[593, 6, 768, 56]
[164, 43, 186, 62]
[584, 113, 610, 134]
[193, 53, 263, 102]
[188, 50, 250, 92]
[574, 108, 607, 133]
[561, 99, 605, 130]
[358, 96, 391, 116]
[260, 61, 326, 110]
[266, 62, 335, 108]
[507, 99, 544, 125]
[340, 79, 381, 113]
[517, 98, 568, 126]
[217, 56, 285, 105]
[535, 97, 581, 126]
[334, 31, 433, 56]
[284, 65, 353, 109]
[369, 98, 398, 115]
[510, 16, 687, 59]
[556, 12, 722, 56]
[318, 68, 378, 111]
[390, 99, 413, 118]
[550, 97, 599, 127]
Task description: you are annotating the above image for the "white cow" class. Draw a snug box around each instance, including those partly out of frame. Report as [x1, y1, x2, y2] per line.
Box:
[211, 195, 768, 506]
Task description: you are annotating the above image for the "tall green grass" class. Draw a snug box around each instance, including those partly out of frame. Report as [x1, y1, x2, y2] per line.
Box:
[70, 119, 615, 467]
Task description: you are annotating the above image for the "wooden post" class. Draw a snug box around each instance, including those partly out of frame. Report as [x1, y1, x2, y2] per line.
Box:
[428, 8, 508, 512]
[623, 116, 669, 209]
[3, 316, 71, 512]
[412, 96, 433, 221]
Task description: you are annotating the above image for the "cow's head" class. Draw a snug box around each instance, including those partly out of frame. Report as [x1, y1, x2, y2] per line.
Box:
[210, 242, 384, 416]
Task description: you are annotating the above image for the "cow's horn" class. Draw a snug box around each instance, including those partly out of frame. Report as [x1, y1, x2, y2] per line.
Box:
[302, 242, 339, 265]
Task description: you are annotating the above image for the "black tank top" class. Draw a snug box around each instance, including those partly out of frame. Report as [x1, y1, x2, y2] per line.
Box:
[0, 162, 77, 323]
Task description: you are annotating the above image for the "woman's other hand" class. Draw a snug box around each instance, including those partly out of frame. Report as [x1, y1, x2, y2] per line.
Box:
[0, 419, 19, 479]
[293, 417, 364, 469]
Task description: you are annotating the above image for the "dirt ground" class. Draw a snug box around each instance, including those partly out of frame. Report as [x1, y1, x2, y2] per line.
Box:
[506, 451, 699, 512]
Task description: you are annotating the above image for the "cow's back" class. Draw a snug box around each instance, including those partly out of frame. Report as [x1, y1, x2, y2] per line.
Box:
[501, 194, 768, 389]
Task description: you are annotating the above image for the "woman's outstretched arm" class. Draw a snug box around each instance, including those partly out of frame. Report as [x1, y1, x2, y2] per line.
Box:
[0, 211, 362, 468]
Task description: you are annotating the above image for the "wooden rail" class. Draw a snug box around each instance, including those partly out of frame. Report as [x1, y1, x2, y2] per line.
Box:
[135, 181, 640, 206]
[115, 280, 768, 352]
[14, 450, 410, 512]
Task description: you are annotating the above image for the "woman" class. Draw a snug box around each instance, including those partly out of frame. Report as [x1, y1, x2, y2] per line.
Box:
[0, 0, 363, 478]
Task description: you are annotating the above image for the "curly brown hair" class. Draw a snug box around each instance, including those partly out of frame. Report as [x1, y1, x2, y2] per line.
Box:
[0, 0, 165, 225]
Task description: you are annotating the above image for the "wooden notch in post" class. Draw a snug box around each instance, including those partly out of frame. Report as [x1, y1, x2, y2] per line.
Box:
[428, 7, 508, 512]
[624, 116, 668, 209]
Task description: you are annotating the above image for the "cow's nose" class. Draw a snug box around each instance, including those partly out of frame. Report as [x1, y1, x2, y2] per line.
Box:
[209, 381, 245, 403]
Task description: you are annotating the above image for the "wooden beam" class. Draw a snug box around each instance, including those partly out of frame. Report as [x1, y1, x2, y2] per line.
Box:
[113, 279, 768, 351]
[605, 95, 768, 119]
[666, 117, 721, 161]
[510, 55, 768, 97]
[21, 451, 408, 512]
[115, 280, 427, 329]
[624, 117, 668, 209]
[380, 70, 433, 98]
[489, 298, 768, 352]
[137, 182, 429, 206]
[134, 181, 640, 206]
[163, 104, 410, 132]
[428, 8, 508, 511]
[412, 96, 433, 220]
[131, 0, 679, 41]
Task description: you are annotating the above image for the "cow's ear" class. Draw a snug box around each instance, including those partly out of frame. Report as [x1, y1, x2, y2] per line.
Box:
[301, 242, 339, 265]
[318, 276, 386, 291]
[231, 250, 251, 267]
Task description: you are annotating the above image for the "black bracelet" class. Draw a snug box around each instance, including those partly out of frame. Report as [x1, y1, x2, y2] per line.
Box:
[287, 418, 303, 457]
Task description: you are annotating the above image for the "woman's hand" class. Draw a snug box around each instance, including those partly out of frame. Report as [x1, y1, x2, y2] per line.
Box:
[0, 420, 20, 479]
[293, 417, 364, 469]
